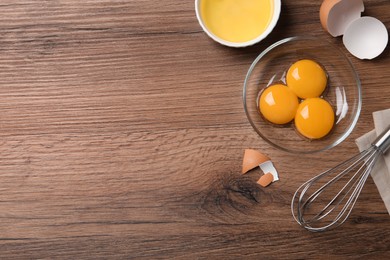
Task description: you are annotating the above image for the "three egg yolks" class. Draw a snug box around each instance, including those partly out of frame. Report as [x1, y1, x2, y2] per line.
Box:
[286, 59, 327, 99]
[259, 59, 334, 139]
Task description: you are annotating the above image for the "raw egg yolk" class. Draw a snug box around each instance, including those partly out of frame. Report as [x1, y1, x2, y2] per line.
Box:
[295, 98, 335, 139]
[259, 84, 299, 125]
[286, 59, 327, 99]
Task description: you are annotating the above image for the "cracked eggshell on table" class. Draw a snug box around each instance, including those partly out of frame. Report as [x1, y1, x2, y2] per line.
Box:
[320, 0, 388, 59]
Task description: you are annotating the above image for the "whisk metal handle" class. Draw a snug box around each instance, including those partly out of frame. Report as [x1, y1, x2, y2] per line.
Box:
[373, 126, 390, 154]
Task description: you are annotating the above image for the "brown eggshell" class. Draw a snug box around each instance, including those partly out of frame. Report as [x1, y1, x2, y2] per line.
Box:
[320, 0, 364, 37]
[257, 173, 274, 187]
[320, 0, 341, 33]
[242, 149, 270, 174]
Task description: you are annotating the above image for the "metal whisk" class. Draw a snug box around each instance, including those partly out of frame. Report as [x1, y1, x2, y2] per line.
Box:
[291, 126, 390, 232]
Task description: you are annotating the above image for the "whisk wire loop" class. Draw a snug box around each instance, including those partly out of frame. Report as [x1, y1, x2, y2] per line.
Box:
[291, 145, 384, 232]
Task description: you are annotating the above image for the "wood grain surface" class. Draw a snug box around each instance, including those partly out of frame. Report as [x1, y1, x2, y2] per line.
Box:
[0, 0, 389, 258]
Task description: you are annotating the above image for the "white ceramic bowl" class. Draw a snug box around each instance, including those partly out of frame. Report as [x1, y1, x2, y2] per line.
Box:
[195, 0, 281, 48]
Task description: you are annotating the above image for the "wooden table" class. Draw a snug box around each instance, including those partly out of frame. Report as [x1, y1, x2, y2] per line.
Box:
[1, 0, 389, 258]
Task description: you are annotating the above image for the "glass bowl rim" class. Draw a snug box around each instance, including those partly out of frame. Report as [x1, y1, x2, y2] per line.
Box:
[242, 36, 362, 154]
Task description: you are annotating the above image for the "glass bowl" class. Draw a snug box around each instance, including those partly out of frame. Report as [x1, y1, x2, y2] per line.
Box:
[243, 36, 361, 153]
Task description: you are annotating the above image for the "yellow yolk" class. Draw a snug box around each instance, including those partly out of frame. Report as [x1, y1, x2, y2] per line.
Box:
[286, 59, 327, 99]
[200, 0, 274, 43]
[295, 98, 335, 139]
[259, 84, 299, 125]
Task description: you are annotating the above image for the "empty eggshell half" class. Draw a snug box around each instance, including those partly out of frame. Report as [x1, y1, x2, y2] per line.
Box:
[242, 149, 270, 174]
[320, 0, 364, 37]
[320, 0, 388, 59]
[343, 17, 388, 59]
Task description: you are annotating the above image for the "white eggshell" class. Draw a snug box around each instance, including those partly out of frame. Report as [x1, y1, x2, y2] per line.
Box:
[327, 0, 364, 37]
[343, 17, 388, 59]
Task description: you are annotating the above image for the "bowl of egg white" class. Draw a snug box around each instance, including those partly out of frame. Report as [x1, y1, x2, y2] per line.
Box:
[243, 36, 362, 153]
